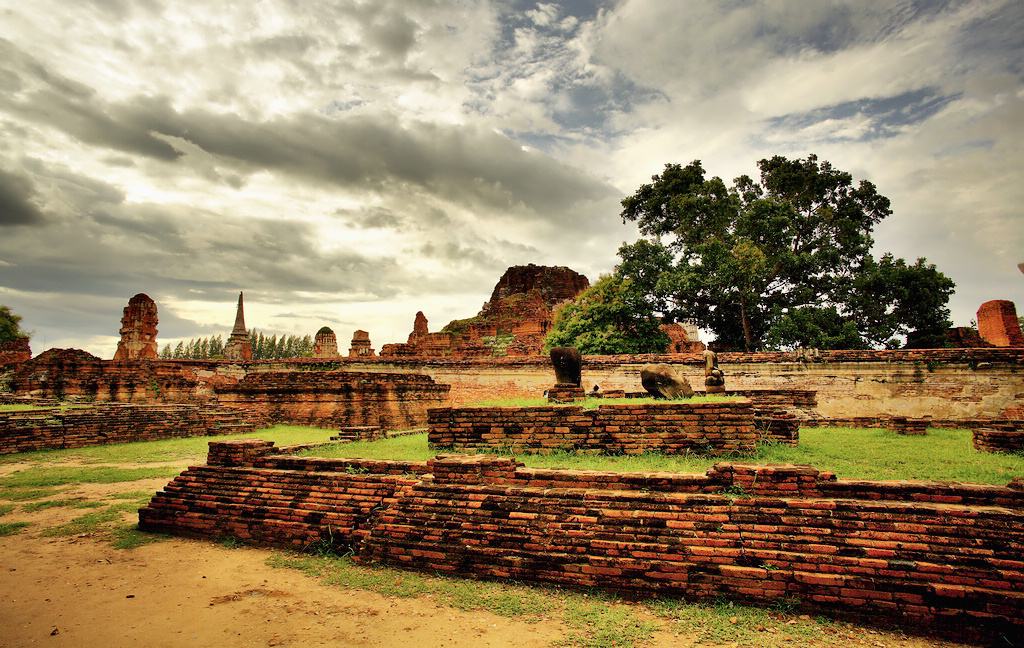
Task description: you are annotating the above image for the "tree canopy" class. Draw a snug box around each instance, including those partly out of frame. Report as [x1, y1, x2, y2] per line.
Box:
[545, 275, 669, 355]
[0, 305, 28, 343]
[611, 155, 954, 351]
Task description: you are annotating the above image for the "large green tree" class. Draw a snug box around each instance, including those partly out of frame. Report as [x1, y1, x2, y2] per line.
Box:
[0, 305, 28, 343]
[617, 155, 954, 350]
[545, 275, 669, 355]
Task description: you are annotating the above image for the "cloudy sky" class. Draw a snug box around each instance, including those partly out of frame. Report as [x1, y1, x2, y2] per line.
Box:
[0, 0, 1021, 356]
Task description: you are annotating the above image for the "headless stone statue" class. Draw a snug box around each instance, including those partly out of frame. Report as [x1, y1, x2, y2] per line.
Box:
[640, 364, 694, 399]
[704, 350, 725, 394]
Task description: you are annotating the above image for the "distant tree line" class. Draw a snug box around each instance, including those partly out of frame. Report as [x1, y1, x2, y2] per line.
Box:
[160, 330, 314, 359]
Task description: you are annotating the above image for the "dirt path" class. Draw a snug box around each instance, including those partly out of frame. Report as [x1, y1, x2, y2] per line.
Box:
[0, 535, 565, 648]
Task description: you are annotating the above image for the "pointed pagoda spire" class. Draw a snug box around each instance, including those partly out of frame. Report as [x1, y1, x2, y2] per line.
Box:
[231, 291, 247, 335]
[223, 291, 254, 361]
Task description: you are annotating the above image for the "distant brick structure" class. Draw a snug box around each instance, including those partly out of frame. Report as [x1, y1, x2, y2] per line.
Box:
[0, 337, 31, 368]
[381, 264, 589, 358]
[0, 403, 258, 454]
[222, 292, 253, 361]
[660, 322, 705, 353]
[12, 348, 207, 402]
[427, 401, 758, 455]
[113, 293, 159, 361]
[312, 327, 339, 358]
[348, 330, 375, 357]
[214, 370, 449, 429]
[977, 299, 1024, 347]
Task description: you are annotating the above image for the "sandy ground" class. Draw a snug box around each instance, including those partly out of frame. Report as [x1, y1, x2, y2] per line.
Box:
[0, 534, 565, 648]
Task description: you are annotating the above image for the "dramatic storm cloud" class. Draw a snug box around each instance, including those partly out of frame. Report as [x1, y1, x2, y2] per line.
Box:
[0, 0, 1021, 354]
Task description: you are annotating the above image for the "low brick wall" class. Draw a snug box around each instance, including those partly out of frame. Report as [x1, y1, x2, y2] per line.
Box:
[427, 401, 758, 455]
[140, 443, 1024, 637]
[214, 370, 450, 430]
[0, 404, 259, 454]
[973, 427, 1024, 454]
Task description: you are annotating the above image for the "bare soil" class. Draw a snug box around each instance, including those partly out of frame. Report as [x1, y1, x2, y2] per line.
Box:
[0, 534, 564, 648]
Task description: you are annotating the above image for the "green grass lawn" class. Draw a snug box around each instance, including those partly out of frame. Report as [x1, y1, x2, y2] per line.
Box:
[0, 424, 340, 465]
[303, 428, 1023, 485]
[0, 404, 52, 412]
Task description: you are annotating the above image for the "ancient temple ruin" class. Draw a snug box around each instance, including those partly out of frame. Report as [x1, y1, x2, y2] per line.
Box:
[313, 327, 339, 358]
[348, 330, 375, 357]
[222, 292, 253, 361]
[112, 293, 159, 361]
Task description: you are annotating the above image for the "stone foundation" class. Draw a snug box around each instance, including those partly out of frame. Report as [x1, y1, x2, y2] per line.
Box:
[427, 401, 757, 455]
[214, 370, 449, 430]
[972, 426, 1024, 454]
[140, 444, 1024, 638]
[0, 404, 259, 454]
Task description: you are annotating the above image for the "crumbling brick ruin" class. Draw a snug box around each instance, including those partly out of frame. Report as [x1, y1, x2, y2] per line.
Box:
[13, 348, 203, 402]
[140, 442, 1024, 638]
[213, 370, 449, 429]
[222, 291, 253, 361]
[977, 299, 1024, 347]
[348, 330, 375, 357]
[660, 322, 705, 353]
[0, 337, 31, 368]
[381, 264, 590, 358]
[428, 401, 758, 455]
[112, 293, 159, 361]
[312, 327, 339, 358]
[0, 403, 258, 454]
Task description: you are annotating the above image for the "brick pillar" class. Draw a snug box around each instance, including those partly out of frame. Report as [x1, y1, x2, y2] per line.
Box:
[208, 439, 276, 466]
[977, 300, 1024, 347]
[428, 454, 521, 484]
[707, 462, 834, 497]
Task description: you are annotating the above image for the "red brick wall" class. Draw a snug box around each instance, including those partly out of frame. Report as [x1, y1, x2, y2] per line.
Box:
[140, 446, 1024, 636]
[977, 300, 1024, 347]
[213, 370, 449, 430]
[427, 402, 758, 455]
[0, 404, 259, 454]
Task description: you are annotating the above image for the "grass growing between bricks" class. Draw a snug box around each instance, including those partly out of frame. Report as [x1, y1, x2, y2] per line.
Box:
[304, 428, 1024, 484]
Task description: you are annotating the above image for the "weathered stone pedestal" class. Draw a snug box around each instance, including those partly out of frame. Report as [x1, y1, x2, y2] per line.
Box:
[547, 383, 585, 403]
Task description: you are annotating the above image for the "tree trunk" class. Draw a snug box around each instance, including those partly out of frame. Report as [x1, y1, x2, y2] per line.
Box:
[740, 298, 753, 352]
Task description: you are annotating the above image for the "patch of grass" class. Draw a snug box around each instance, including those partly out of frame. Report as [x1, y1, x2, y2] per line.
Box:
[109, 490, 156, 501]
[0, 404, 52, 412]
[41, 501, 142, 537]
[0, 503, 13, 516]
[297, 433, 436, 461]
[21, 498, 104, 512]
[761, 427, 1024, 484]
[0, 425, 339, 465]
[0, 487, 63, 501]
[267, 553, 555, 618]
[649, 598, 838, 646]
[0, 465, 181, 489]
[558, 596, 659, 648]
[110, 525, 170, 550]
[299, 428, 1024, 484]
[0, 521, 30, 536]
